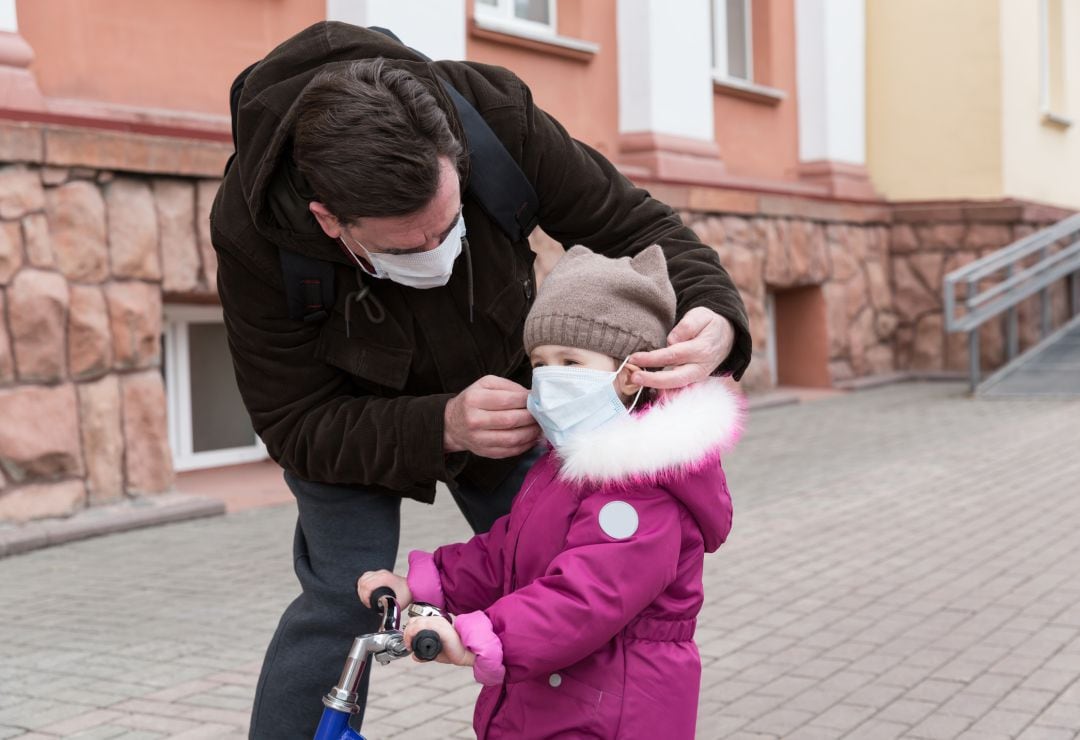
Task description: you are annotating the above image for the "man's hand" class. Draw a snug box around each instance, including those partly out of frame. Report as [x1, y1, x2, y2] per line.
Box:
[404, 615, 476, 667]
[628, 307, 735, 390]
[444, 376, 540, 458]
[357, 569, 411, 609]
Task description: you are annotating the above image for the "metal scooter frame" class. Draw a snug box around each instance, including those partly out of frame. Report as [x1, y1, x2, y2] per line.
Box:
[313, 588, 444, 740]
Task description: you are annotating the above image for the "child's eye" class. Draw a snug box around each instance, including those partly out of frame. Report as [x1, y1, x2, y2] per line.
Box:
[531, 362, 545, 369]
[563, 360, 579, 366]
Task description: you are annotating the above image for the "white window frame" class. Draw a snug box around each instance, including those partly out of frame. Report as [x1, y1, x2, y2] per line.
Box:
[164, 304, 267, 472]
[713, 0, 754, 82]
[475, 0, 557, 37]
[1039, 0, 1072, 127]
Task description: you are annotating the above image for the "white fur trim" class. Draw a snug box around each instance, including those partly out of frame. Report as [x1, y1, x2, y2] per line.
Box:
[558, 378, 743, 484]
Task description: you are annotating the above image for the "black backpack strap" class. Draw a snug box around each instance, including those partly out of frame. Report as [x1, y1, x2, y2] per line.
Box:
[279, 249, 335, 323]
[440, 81, 539, 242]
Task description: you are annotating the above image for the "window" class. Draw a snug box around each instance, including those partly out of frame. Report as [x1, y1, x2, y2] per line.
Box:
[163, 305, 266, 471]
[713, 0, 753, 81]
[1040, 0, 1070, 125]
[475, 0, 556, 35]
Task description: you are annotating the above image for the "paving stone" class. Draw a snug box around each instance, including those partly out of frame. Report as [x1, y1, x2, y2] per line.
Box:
[0, 383, 1077, 739]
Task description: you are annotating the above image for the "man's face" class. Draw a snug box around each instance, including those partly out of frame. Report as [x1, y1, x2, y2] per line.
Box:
[309, 156, 461, 256]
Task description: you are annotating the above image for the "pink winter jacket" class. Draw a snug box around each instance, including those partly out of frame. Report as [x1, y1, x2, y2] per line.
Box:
[407, 378, 743, 739]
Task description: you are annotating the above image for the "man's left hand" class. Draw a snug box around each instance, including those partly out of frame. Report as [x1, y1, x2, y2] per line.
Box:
[628, 307, 734, 390]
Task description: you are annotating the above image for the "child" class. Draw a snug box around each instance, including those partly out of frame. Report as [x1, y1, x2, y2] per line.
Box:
[358, 245, 743, 739]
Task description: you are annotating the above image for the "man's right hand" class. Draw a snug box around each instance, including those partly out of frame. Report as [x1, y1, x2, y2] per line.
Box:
[443, 375, 540, 459]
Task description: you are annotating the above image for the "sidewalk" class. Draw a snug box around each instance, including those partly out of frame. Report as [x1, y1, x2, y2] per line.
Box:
[1, 382, 1078, 739]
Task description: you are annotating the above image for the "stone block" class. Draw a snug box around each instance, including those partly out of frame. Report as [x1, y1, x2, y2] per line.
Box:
[848, 308, 878, 375]
[9, 268, 68, 382]
[914, 223, 966, 249]
[965, 224, 1013, 250]
[155, 179, 200, 293]
[46, 180, 108, 282]
[196, 179, 220, 291]
[865, 260, 892, 311]
[0, 383, 83, 482]
[121, 371, 174, 494]
[912, 313, 945, 370]
[106, 281, 162, 369]
[829, 240, 859, 283]
[106, 177, 161, 280]
[718, 242, 764, 299]
[722, 216, 752, 246]
[0, 217, 22, 284]
[764, 219, 792, 287]
[691, 215, 725, 248]
[0, 479, 85, 523]
[0, 164, 45, 219]
[22, 212, 54, 268]
[0, 292, 12, 384]
[892, 256, 937, 323]
[77, 375, 124, 504]
[824, 282, 852, 358]
[68, 284, 112, 379]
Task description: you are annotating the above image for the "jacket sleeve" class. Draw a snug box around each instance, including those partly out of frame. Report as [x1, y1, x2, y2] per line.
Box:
[407, 511, 513, 614]
[518, 84, 752, 380]
[214, 234, 460, 490]
[456, 487, 684, 685]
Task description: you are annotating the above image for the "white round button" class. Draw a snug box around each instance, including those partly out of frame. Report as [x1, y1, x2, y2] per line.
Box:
[549, 673, 562, 688]
[598, 501, 639, 539]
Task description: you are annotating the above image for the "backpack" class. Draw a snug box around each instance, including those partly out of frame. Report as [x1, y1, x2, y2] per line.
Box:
[226, 27, 540, 323]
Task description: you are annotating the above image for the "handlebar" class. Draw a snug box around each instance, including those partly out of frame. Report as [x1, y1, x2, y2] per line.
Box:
[412, 629, 442, 662]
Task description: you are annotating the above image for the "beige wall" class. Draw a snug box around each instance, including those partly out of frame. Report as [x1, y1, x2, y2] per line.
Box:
[866, 0, 1004, 201]
[1000, 0, 1080, 209]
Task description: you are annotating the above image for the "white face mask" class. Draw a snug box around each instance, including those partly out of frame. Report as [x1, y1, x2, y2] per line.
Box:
[341, 214, 465, 289]
[526, 357, 644, 449]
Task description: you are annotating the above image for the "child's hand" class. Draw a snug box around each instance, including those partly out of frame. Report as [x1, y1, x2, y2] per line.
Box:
[404, 616, 476, 667]
[357, 569, 412, 609]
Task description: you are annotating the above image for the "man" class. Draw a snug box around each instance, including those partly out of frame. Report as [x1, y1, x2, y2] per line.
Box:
[211, 21, 751, 738]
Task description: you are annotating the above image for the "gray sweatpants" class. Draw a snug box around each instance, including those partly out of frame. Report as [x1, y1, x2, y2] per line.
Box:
[248, 450, 540, 739]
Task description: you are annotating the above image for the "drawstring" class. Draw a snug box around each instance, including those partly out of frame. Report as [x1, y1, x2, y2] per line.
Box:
[344, 269, 386, 337]
[463, 236, 474, 324]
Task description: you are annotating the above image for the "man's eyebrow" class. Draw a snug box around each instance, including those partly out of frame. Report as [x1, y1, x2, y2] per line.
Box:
[378, 208, 461, 255]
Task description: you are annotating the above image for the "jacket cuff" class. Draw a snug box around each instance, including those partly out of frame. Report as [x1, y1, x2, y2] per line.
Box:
[409, 393, 465, 483]
[455, 610, 506, 686]
[406, 550, 446, 609]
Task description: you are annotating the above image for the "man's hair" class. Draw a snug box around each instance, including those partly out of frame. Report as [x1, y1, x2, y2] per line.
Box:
[292, 59, 464, 222]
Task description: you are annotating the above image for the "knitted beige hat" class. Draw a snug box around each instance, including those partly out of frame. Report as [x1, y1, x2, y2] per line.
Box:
[524, 244, 677, 358]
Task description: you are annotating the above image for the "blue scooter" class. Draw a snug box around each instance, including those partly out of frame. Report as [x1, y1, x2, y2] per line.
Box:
[314, 587, 445, 740]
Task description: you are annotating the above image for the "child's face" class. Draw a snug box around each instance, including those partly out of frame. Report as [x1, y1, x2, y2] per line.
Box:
[529, 345, 620, 372]
[529, 345, 642, 404]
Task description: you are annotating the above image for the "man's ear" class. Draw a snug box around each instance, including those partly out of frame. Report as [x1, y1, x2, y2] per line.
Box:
[309, 201, 343, 239]
[616, 362, 642, 398]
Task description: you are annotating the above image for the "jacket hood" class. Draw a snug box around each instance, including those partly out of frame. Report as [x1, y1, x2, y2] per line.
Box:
[231, 22, 469, 264]
[556, 377, 744, 550]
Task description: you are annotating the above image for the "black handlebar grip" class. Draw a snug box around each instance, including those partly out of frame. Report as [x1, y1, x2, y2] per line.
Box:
[412, 629, 443, 662]
[369, 585, 396, 609]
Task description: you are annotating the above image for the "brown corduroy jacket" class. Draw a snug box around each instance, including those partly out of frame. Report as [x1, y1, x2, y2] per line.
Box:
[209, 21, 751, 503]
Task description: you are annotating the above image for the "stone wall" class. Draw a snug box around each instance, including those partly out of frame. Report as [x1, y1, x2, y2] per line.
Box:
[1, 136, 1075, 527]
[686, 213, 894, 392]
[889, 202, 1075, 374]
[0, 163, 220, 523]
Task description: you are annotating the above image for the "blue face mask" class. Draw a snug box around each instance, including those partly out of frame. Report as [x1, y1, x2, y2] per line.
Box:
[527, 358, 644, 449]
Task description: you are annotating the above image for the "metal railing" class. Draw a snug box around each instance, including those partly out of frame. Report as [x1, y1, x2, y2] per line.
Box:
[944, 213, 1080, 391]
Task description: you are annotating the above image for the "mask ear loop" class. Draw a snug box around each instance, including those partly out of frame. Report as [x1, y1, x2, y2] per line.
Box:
[339, 233, 383, 279]
[614, 356, 646, 414]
